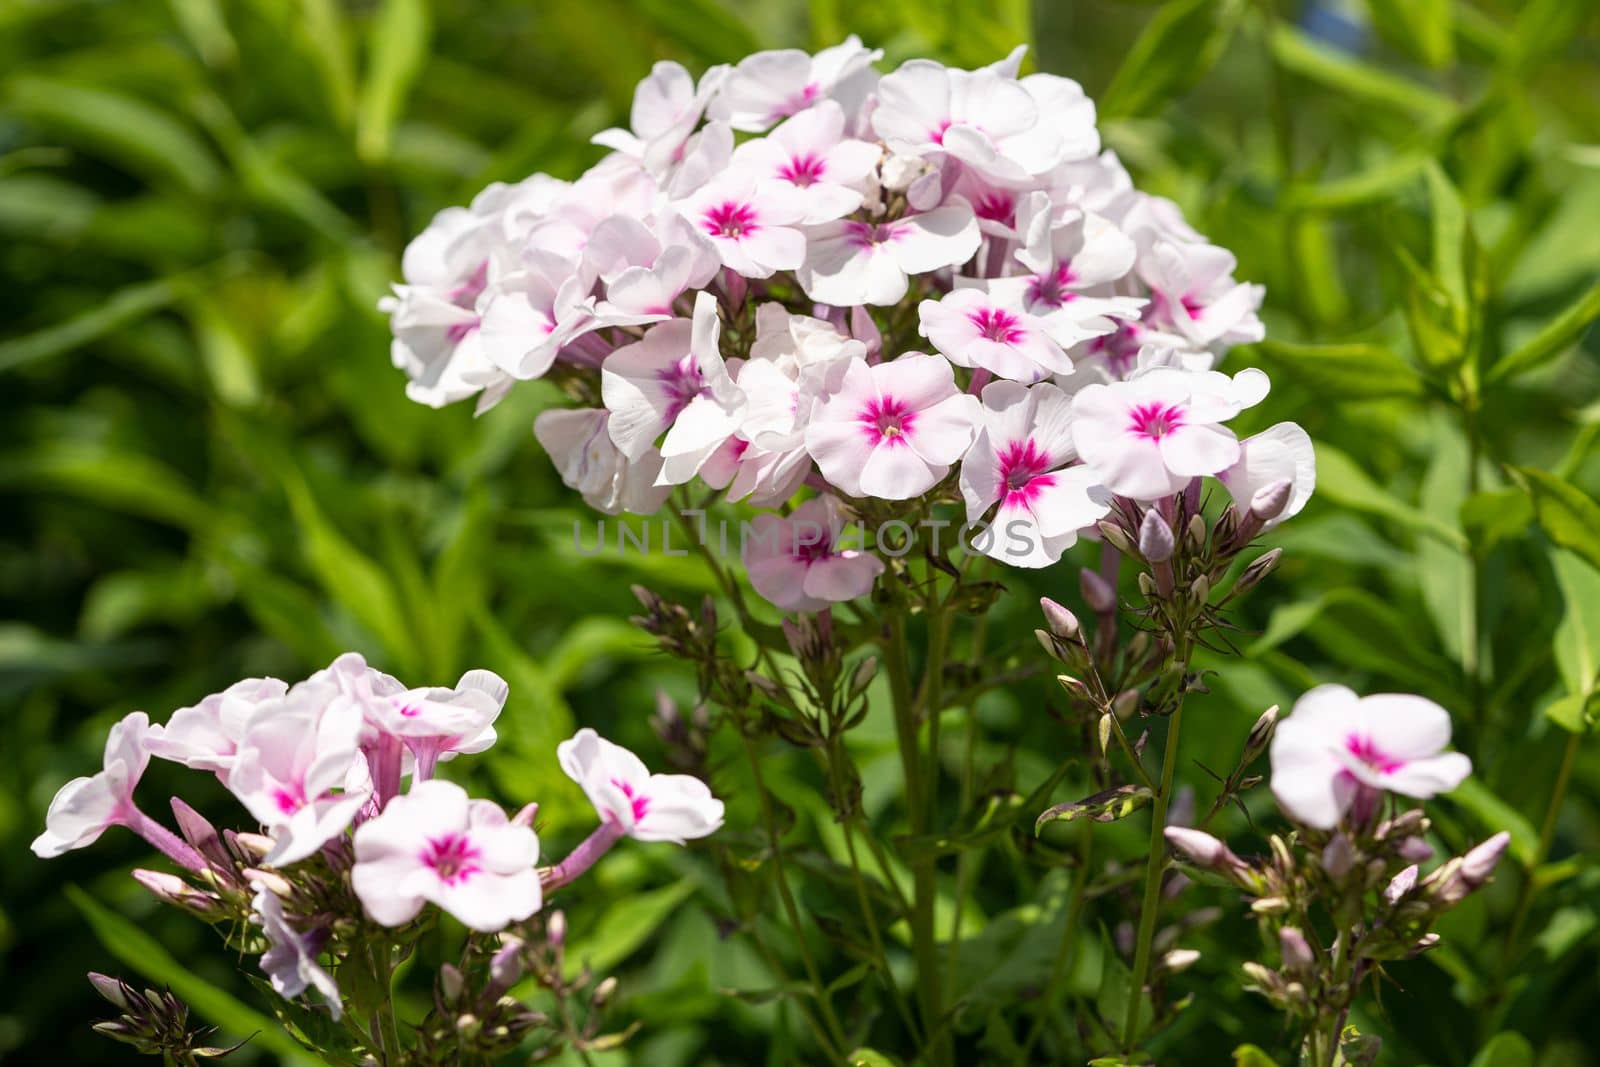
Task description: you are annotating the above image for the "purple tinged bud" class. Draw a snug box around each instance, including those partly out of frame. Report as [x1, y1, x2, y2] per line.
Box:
[440, 964, 465, 1004]
[88, 973, 133, 1011]
[1040, 597, 1080, 640]
[1322, 834, 1355, 880]
[1461, 831, 1511, 887]
[592, 976, 619, 1007]
[1412, 933, 1441, 955]
[1139, 509, 1175, 563]
[1384, 865, 1419, 905]
[490, 939, 525, 990]
[1160, 948, 1201, 974]
[1398, 836, 1434, 863]
[1079, 567, 1117, 614]
[1165, 826, 1234, 869]
[548, 910, 567, 948]
[1097, 520, 1137, 557]
[1250, 479, 1293, 522]
[1279, 927, 1314, 971]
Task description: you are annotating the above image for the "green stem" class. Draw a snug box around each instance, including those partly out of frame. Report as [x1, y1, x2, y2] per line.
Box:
[1119, 699, 1187, 1053]
[1499, 729, 1580, 974]
[737, 731, 849, 1056]
[843, 816, 923, 1043]
[886, 610, 948, 1065]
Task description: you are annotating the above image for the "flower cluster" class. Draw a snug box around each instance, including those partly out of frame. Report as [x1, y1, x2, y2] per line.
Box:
[1165, 686, 1501, 1065]
[384, 39, 1313, 597]
[32, 653, 723, 1054]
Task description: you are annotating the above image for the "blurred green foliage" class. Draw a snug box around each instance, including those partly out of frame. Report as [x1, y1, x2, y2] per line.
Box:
[2, 0, 1599, 1063]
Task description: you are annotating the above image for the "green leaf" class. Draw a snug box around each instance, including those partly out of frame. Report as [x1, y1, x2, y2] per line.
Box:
[357, 0, 430, 163]
[1416, 418, 1474, 666]
[1099, 0, 1242, 119]
[1448, 779, 1538, 866]
[68, 886, 323, 1067]
[562, 878, 697, 979]
[1460, 488, 1534, 555]
[631, 0, 763, 63]
[0, 442, 215, 530]
[0, 277, 182, 373]
[3, 76, 223, 197]
[1269, 24, 1455, 124]
[1250, 589, 1456, 694]
[1489, 280, 1600, 382]
[1467, 1031, 1535, 1067]
[166, 0, 238, 67]
[1036, 784, 1152, 832]
[1251, 339, 1425, 400]
[282, 472, 420, 671]
[1281, 153, 1430, 212]
[1365, 0, 1453, 68]
[847, 1050, 902, 1067]
[1233, 1046, 1283, 1067]
[1551, 549, 1600, 704]
[1314, 443, 1467, 549]
[1510, 466, 1600, 572]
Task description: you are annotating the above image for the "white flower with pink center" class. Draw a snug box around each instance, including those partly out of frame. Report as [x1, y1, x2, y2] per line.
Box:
[711, 36, 883, 132]
[227, 678, 371, 867]
[730, 101, 881, 224]
[557, 728, 724, 843]
[477, 251, 600, 381]
[1138, 239, 1266, 350]
[744, 495, 886, 612]
[1270, 685, 1472, 831]
[351, 779, 541, 931]
[589, 216, 719, 326]
[601, 294, 744, 470]
[1069, 367, 1269, 501]
[145, 677, 287, 778]
[872, 61, 1052, 182]
[31, 712, 153, 858]
[534, 408, 673, 517]
[805, 353, 980, 500]
[1005, 196, 1142, 324]
[592, 60, 729, 175]
[918, 288, 1073, 381]
[364, 670, 508, 781]
[1218, 422, 1317, 529]
[676, 172, 808, 279]
[960, 381, 1111, 567]
[799, 206, 981, 307]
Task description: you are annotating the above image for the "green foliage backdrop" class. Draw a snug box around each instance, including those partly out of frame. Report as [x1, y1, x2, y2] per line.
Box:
[3, 0, 1598, 1063]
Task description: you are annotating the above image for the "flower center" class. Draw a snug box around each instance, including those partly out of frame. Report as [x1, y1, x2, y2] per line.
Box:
[445, 318, 480, 345]
[968, 307, 1025, 345]
[844, 220, 901, 250]
[657, 357, 708, 422]
[1345, 734, 1405, 775]
[447, 261, 488, 309]
[272, 783, 307, 815]
[860, 395, 917, 446]
[1127, 402, 1185, 440]
[702, 201, 760, 239]
[779, 152, 827, 187]
[422, 832, 482, 885]
[973, 192, 1015, 225]
[611, 778, 651, 822]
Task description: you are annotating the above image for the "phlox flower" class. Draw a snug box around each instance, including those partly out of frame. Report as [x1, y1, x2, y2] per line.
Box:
[588, 216, 719, 326]
[711, 36, 882, 132]
[32, 712, 152, 858]
[601, 293, 744, 470]
[1138, 239, 1266, 350]
[872, 61, 1054, 183]
[1270, 685, 1472, 831]
[1218, 422, 1317, 529]
[145, 677, 287, 778]
[730, 101, 881, 224]
[1069, 366, 1270, 500]
[799, 206, 981, 307]
[364, 669, 508, 781]
[252, 883, 340, 1018]
[592, 60, 728, 175]
[918, 288, 1073, 381]
[1008, 195, 1140, 319]
[676, 171, 808, 279]
[960, 381, 1111, 567]
[558, 728, 724, 843]
[533, 408, 672, 516]
[805, 353, 980, 500]
[227, 678, 370, 866]
[384, 288, 506, 411]
[477, 251, 599, 381]
[351, 779, 541, 932]
[743, 495, 885, 612]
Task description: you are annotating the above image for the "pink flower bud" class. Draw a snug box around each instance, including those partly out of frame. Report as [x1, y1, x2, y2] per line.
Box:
[1165, 826, 1237, 870]
[1398, 836, 1434, 863]
[1322, 834, 1355, 880]
[1139, 509, 1175, 563]
[1159, 948, 1201, 974]
[1279, 926, 1314, 971]
[1384, 864, 1418, 905]
[1079, 567, 1117, 614]
[1250, 479, 1293, 522]
[1460, 831, 1510, 887]
[1040, 597, 1080, 640]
